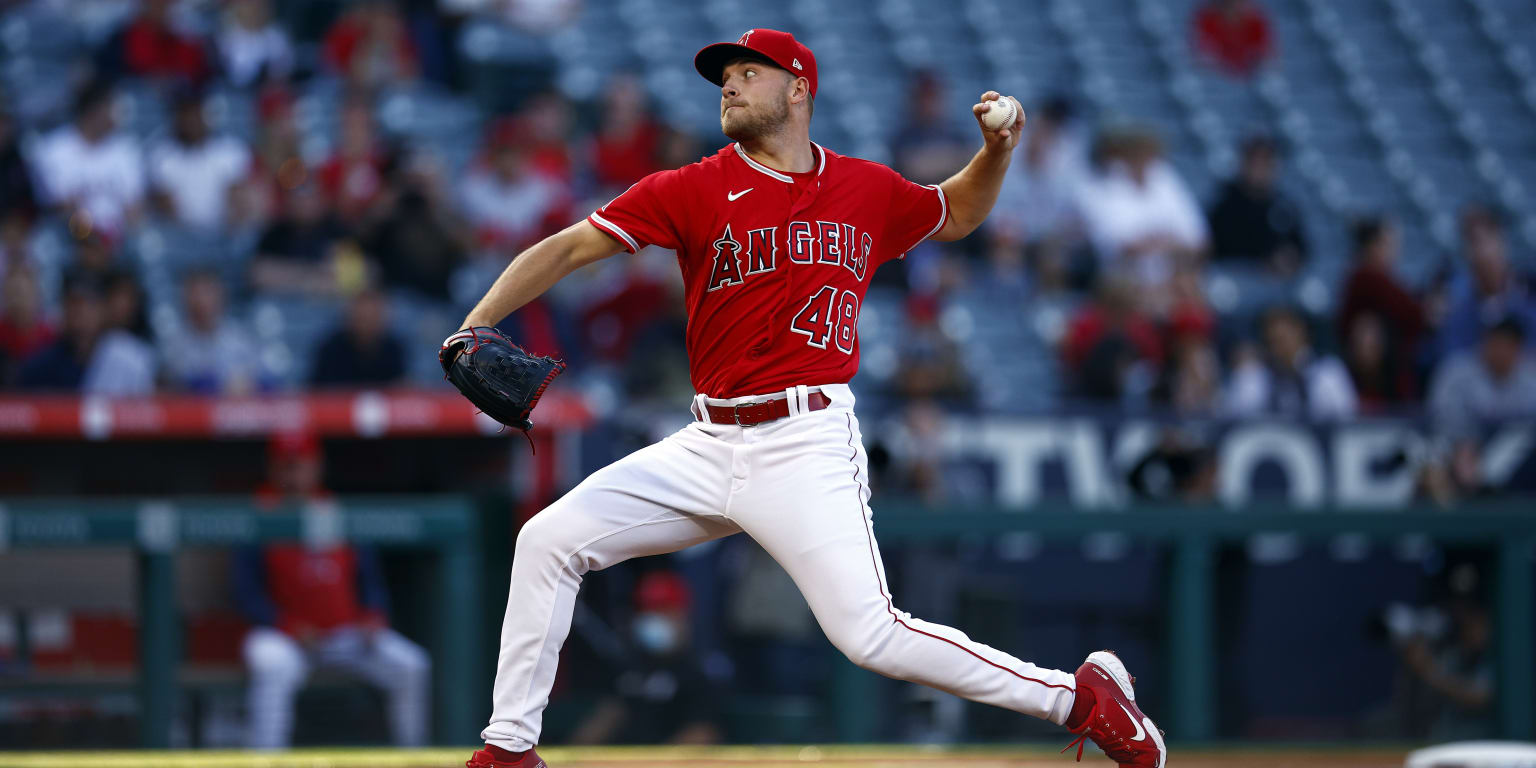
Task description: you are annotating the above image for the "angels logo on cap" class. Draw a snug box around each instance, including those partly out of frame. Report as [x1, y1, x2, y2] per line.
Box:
[696, 28, 818, 98]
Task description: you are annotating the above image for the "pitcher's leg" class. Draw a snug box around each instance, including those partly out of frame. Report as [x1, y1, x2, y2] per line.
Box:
[738, 411, 1077, 724]
[483, 431, 739, 752]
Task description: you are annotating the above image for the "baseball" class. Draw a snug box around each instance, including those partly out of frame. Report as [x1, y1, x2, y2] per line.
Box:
[981, 95, 1019, 132]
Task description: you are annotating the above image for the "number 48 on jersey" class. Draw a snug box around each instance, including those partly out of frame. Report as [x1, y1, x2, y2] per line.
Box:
[791, 285, 859, 354]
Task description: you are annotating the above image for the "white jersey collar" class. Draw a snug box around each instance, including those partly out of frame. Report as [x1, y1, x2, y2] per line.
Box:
[733, 142, 826, 182]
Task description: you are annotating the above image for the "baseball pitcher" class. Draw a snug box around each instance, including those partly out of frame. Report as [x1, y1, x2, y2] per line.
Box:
[446, 29, 1166, 768]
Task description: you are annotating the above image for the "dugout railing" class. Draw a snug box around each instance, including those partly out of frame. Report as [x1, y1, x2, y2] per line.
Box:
[0, 497, 483, 748]
[856, 501, 1536, 744]
[0, 498, 1531, 746]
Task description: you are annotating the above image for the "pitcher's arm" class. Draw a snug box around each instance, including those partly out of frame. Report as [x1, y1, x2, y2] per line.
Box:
[460, 220, 625, 329]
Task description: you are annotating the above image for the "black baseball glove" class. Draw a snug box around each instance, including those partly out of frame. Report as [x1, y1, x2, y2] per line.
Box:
[439, 327, 566, 432]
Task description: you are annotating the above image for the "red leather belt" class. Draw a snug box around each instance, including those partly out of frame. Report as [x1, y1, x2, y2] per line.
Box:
[699, 391, 831, 426]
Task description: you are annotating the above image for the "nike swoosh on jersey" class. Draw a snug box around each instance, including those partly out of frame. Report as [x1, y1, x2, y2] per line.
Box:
[727, 188, 754, 201]
[1117, 701, 1147, 741]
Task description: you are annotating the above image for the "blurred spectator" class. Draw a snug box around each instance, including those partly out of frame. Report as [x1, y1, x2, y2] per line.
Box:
[1437, 206, 1536, 356]
[522, 93, 578, 183]
[1207, 135, 1307, 275]
[1127, 431, 1217, 502]
[236, 431, 430, 748]
[310, 289, 407, 387]
[17, 276, 156, 395]
[249, 88, 307, 222]
[1192, 0, 1274, 77]
[895, 293, 972, 403]
[17, 278, 105, 392]
[29, 81, 146, 239]
[252, 182, 352, 296]
[0, 267, 55, 383]
[977, 229, 1035, 300]
[461, 118, 571, 254]
[318, 98, 390, 226]
[1388, 565, 1495, 741]
[0, 108, 38, 259]
[104, 268, 154, 346]
[443, 0, 581, 32]
[1428, 316, 1536, 442]
[1338, 218, 1426, 392]
[1227, 306, 1357, 420]
[364, 153, 468, 302]
[322, 0, 419, 90]
[104, 0, 211, 85]
[1063, 274, 1164, 402]
[217, 0, 294, 89]
[148, 89, 256, 230]
[579, 257, 671, 364]
[1344, 311, 1416, 412]
[893, 70, 972, 186]
[881, 400, 958, 504]
[993, 96, 1089, 261]
[1155, 303, 1222, 414]
[656, 127, 704, 171]
[1075, 127, 1207, 309]
[569, 570, 723, 746]
[589, 75, 664, 192]
[724, 542, 823, 698]
[434, 0, 567, 110]
[0, 211, 34, 277]
[159, 269, 268, 394]
[60, 230, 122, 288]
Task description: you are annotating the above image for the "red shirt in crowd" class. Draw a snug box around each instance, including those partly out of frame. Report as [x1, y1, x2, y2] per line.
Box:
[317, 154, 385, 223]
[121, 17, 209, 82]
[1338, 263, 1426, 402]
[592, 120, 663, 190]
[0, 318, 56, 363]
[1061, 306, 1165, 371]
[587, 142, 948, 398]
[1193, 1, 1274, 76]
[322, 16, 418, 80]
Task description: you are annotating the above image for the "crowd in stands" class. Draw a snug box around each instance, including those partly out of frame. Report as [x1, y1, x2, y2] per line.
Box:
[0, 0, 1531, 451]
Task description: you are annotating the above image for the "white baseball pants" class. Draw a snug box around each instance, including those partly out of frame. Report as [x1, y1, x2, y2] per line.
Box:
[482, 384, 1076, 751]
[244, 625, 431, 748]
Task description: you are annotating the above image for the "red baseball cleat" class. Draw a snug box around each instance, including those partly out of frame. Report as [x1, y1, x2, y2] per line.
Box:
[1062, 651, 1167, 767]
[466, 745, 548, 768]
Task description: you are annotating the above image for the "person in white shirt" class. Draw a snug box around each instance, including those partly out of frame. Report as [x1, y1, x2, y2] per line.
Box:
[1429, 316, 1536, 441]
[460, 120, 570, 254]
[160, 268, 268, 394]
[993, 96, 1089, 250]
[1227, 305, 1358, 420]
[29, 81, 146, 239]
[1075, 127, 1208, 307]
[217, 0, 294, 88]
[149, 90, 254, 230]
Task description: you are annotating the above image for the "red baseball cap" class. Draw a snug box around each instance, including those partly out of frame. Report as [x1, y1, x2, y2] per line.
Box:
[695, 29, 817, 98]
[635, 570, 692, 613]
[269, 430, 321, 464]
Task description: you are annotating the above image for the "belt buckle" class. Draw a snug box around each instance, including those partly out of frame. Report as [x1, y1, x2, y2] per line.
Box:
[732, 401, 754, 426]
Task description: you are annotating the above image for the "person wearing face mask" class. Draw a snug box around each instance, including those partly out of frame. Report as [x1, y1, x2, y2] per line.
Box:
[568, 571, 723, 746]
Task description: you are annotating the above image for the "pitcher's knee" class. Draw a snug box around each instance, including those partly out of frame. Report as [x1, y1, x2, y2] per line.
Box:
[827, 619, 923, 681]
[826, 624, 888, 673]
[515, 507, 579, 565]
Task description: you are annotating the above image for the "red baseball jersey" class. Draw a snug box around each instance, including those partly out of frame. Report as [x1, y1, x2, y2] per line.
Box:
[587, 142, 948, 398]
